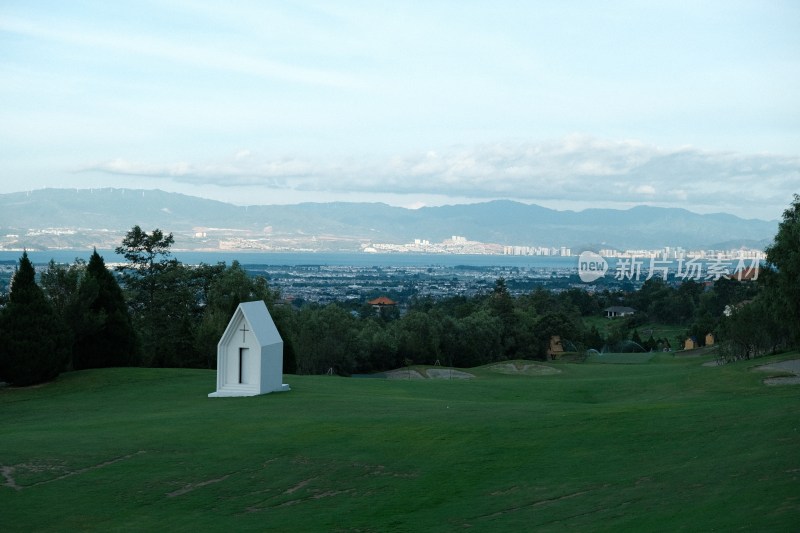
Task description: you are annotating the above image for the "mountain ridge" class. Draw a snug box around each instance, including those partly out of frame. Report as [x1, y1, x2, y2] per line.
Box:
[0, 188, 777, 252]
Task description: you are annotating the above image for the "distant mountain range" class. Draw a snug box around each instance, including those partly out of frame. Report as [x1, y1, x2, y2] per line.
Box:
[0, 188, 777, 252]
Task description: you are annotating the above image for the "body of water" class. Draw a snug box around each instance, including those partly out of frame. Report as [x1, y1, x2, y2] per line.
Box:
[0, 250, 761, 284]
[0, 250, 581, 269]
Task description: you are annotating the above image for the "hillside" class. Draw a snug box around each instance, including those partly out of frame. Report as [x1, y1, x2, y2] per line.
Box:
[1, 356, 798, 531]
[0, 188, 777, 251]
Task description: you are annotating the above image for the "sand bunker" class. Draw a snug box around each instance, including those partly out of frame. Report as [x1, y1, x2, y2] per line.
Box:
[425, 368, 474, 380]
[383, 368, 475, 380]
[384, 369, 426, 380]
[488, 362, 561, 376]
[753, 359, 800, 386]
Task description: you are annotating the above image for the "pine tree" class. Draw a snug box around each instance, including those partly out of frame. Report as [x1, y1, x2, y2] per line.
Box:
[0, 252, 68, 386]
[584, 324, 604, 351]
[72, 250, 139, 369]
[631, 329, 643, 347]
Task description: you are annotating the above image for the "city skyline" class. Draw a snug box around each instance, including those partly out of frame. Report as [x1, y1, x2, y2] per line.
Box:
[1, 1, 798, 219]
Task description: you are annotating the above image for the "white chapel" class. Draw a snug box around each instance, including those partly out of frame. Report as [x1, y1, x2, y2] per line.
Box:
[209, 300, 290, 397]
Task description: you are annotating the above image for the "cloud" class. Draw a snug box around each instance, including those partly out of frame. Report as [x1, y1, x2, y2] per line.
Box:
[633, 185, 657, 196]
[80, 136, 800, 216]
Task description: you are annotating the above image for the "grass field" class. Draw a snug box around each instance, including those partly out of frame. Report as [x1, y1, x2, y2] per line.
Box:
[2, 353, 799, 532]
[584, 352, 657, 364]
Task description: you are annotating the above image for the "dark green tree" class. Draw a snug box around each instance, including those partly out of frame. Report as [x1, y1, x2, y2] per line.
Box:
[115, 227, 201, 367]
[355, 318, 399, 373]
[487, 278, 521, 357]
[40, 259, 85, 324]
[488, 278, 514, 319]
[687, 311, 717, 349]
[293, 304, 357, 374]
[558, 288, 601, 316]
[533, 312, 579, 360]
[510, 308, 543, 359]
[632, 277, 670, 316]
[144, 262, 199, 368]
[0, 252, 69, 385]
[115, 226, 176, 314]
[72, 250, 139, 370]
[395, 309, 445, 366]
[271, 303, 297, 375]
[115, 226, 175, 271]
[631, 329, 643, 347]
[644, 334, 658, 352]
[518, 286, 556, 315]
[449, 310, 503, 367]
[719, 299, 773, 360]
[583, 324, 604, 351]
[194, 261, 283, 369]
[39, 258, 86, 370]
[764, 194, 800, 346]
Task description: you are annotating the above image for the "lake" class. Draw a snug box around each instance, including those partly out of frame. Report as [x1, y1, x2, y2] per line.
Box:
[0, 250, 760, 284]
[0, 250, 581, 269]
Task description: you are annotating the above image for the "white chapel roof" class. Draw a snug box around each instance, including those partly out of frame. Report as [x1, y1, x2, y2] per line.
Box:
[236, 300, 282, 346]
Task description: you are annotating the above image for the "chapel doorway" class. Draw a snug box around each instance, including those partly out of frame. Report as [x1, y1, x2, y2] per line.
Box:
[238, 347, 249, 384]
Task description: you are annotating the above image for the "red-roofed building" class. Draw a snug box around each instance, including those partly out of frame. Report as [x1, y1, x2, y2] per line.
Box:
[367, 296, 398, 317]
[368, 296, 397, 308]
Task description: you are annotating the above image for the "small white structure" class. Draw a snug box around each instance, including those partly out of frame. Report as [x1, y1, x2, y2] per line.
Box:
[604, 306, 636, 319]
[209, 300, 290, 397]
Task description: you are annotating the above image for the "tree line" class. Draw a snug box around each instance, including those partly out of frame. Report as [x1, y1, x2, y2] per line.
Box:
[1, 195, 798, 386]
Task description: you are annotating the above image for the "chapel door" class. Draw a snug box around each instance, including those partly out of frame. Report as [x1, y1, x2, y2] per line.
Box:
[239, 347, 249, 384]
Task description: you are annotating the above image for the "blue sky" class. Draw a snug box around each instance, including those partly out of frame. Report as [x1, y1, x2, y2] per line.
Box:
[1, 1, 798, 219]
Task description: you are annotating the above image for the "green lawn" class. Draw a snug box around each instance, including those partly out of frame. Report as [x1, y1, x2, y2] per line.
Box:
[2, 354, 799, 532]
[584, 352, 657, 364]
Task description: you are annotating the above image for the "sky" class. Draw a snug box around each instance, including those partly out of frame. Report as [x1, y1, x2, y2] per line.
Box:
[1, 1, 798, 220]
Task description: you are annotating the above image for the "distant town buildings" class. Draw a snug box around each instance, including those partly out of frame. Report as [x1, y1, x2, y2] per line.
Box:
[503, 245, 571, 256]
[364, 236, 503, 255]
[363, 235, 763, 262]
[506, 244, 764, 261]
[0, 222, 766, 264]
[597, 246, 765, 261]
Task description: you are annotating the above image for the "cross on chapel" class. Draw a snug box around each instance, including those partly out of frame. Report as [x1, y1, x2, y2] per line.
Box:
[239, 323, 249, 343]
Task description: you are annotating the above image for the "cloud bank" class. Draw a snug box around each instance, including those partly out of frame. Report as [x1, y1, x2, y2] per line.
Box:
[82, 136, 799, 217]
